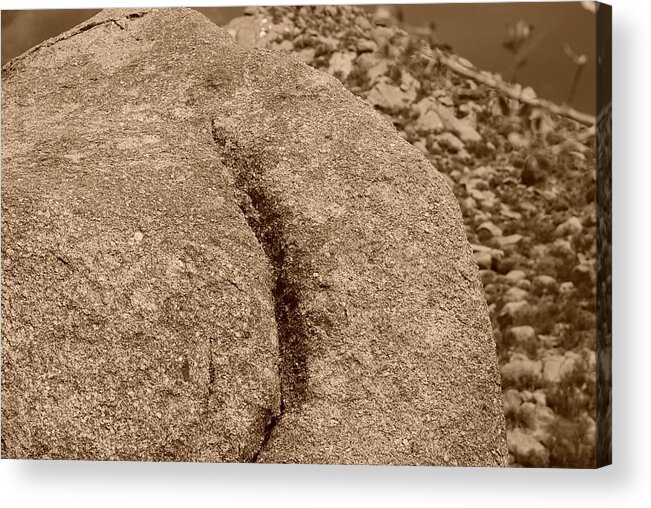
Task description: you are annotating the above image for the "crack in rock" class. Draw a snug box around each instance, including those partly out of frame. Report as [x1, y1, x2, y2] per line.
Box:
[250, 408, 282, 463]
[210, 119, 313, 460]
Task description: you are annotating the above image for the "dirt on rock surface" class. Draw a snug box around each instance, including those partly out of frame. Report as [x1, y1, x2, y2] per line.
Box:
[2, 8, 507, 465]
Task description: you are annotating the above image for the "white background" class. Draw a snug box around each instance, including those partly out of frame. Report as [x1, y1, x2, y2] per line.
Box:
[0, 0, 647, 506]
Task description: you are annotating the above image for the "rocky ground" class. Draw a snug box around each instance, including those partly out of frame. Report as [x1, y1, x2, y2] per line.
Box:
[227, 5, 598, 468]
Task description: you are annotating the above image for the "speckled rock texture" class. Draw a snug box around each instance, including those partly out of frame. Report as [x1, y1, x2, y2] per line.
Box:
[1, 8, 507, 465]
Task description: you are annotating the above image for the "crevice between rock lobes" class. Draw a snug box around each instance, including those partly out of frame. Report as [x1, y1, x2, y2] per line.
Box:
[210, 119, 309, 462]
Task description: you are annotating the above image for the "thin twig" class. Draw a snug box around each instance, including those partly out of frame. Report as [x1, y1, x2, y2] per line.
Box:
[416, 46, 596, 126]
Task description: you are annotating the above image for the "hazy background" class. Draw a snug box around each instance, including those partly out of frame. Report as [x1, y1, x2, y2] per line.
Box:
[1, 3, 596, 114]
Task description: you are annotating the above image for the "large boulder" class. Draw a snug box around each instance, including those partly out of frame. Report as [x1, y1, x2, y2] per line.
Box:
[2, 8, 506, 465]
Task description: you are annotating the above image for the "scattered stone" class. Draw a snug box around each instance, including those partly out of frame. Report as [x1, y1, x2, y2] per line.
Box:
[538, 334, 561, 348]
[477, 221, 503, 241]
[551, 238, 575, 259]
[436, 132, 465, 153]
[507, 429, 550, 467]
[551, 323, 572, 340]
[517, 401, 538, 427]
[530, 405, 555, 439]
[355, 14, 372, 31]
[542, 352, 583, 384]
[571, 262, 595, 286]
[466, 178, 497, 207]
[559, 281, 576, 295]
[500, 207, 522, 221]
[328, 51, 356, 79]
[356, 39, 378, 53]
[355, 52, 379, 71]
[503, 286, 529, 303]
[503, 388, 523, 417]
[474, 251, 492, 270]
[370, 25, 395, 48]
[505, 270, 526, 284]
[413, 139, 428, 155]
[367, 60, 389, 83]
[499, 300, 530, 324]
[556, 216, 583, 237]
[533, 275, 557, 292]
[399, 71, 420, 102]
[508, 131, 530, 149]
[415, 109, 444, 133]
[372, 7, 393, 27]
[275, 39, 294, 51]
[533, 389, 547, 406]
[496, 254, 522, 275]
[461, 197, 477, 213]
[586, 350, 596, 372]
[501, 353, 542, 386]
[521, 86, 537, 101]
[367, 79, 415, 112]
[508, 325, 536, 346]
[433, 90, 455, 107]
[529, 244, 550, 259]
[521, 390, 534, 402]
[496, 234, 523, 249]
[297, 47, 316, 64]
[554, 138, 588, 155]
[471, 165, 496, 180]
[516, 279, 531, 290]
[432, 101, 482, 143]
[480, 269, 498, 285]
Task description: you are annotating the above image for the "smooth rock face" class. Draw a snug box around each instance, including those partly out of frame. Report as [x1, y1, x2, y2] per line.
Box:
[2, 8, 506, 465]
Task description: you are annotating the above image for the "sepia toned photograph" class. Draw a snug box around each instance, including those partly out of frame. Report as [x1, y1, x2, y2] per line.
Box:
[1, 2, 611, 469]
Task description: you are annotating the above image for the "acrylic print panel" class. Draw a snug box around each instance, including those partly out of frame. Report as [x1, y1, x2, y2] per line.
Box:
[0, 3, 611, 468]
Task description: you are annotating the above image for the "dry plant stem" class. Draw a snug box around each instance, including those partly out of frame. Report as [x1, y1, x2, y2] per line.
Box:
[420, 47, 596, 127]
[566, 63, 586, 107]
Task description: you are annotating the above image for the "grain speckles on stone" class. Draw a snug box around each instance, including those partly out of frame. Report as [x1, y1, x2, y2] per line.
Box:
[2, 7, 506, 466]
